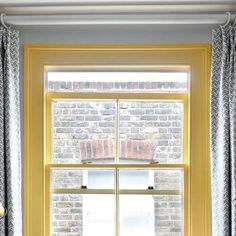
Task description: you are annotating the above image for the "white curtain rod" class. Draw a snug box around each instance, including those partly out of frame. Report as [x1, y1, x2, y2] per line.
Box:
[2, 13, 231, 25]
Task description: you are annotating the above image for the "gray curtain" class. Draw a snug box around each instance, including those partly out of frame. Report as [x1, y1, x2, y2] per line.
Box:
[0, 26, 22, 235]
[211, 25, 236, 235]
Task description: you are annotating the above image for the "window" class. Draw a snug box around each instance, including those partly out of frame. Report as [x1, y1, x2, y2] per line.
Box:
[24, 45, 210, 236]
[47, 74, 187, 235]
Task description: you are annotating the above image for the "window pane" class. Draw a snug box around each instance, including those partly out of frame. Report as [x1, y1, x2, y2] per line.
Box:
[47, 72, 188, 93]
[120, 195, 183, 236]
[119, 169, 183, 191]
[154, 170, 183, 191]
[119, 102, 183, 164]
[52, 101, 116, 163]
[119, 170, 149, 189]
[51, 169, 115, 189]
[51, 194, 115, 236]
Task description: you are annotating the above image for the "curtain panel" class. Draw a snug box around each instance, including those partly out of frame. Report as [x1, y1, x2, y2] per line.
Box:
[211, 25, 236, 235]
[0, 26, 22, 236]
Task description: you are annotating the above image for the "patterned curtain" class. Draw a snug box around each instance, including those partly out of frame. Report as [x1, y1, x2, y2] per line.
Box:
[0, 26, 22, 235]
[211, 25, 236, 235]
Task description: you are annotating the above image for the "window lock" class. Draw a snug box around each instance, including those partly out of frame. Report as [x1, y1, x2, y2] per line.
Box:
[150, 161, 159, 164]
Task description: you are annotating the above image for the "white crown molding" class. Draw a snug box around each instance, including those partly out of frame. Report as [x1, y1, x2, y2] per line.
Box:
[0, 0, 235, 5]
[0, 0, 235, 25]
[1, 4, 236, 15]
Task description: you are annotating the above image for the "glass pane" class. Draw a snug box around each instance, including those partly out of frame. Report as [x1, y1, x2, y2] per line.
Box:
[52, 101, 116, 163]
[51, 194, 115, 236]
[119, 170, 149, 189]
[120, 195, 183, 236]
[119, 102, 183, 164]
[154, 170, 183, 191]
[52, 169, 115, 189]
[119, 169, 183, 190]
[47, 72, 188, 93]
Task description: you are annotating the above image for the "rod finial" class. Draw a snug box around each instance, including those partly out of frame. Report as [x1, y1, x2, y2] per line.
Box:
[220, 12, 231, 27]
[1, 13, 8, 29]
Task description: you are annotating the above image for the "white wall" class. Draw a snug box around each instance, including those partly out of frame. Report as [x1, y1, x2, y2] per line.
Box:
[18, 25, 213, 45]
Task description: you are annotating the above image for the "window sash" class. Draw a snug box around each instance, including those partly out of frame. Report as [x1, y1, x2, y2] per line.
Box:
[46, 92, 188, 165]
[48, 165, 186, 236]
[46, 92, 188, 235]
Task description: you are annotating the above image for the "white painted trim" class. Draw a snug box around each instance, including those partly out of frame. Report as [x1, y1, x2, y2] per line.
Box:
[0, 0, 235, 5]
[3, 13, 229, 25]
[2, 5, 235, 14]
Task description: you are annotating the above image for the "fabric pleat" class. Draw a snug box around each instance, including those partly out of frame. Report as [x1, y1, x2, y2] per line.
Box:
[0, 26, 22, 236]
[211, 25, 236, 236]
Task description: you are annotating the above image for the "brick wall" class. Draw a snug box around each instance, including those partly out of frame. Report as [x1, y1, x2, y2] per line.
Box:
[52, 194, 83, 236]
[154, 170, 183, 235]
[51, 100, 183, 235]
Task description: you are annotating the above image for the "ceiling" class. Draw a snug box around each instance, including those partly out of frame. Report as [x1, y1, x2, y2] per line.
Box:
[0, 0, 235, 3]
[0, 0, 235, 15]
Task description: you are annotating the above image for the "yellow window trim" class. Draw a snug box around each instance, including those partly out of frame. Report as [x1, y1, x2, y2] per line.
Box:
[24, 44, 211, 236]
